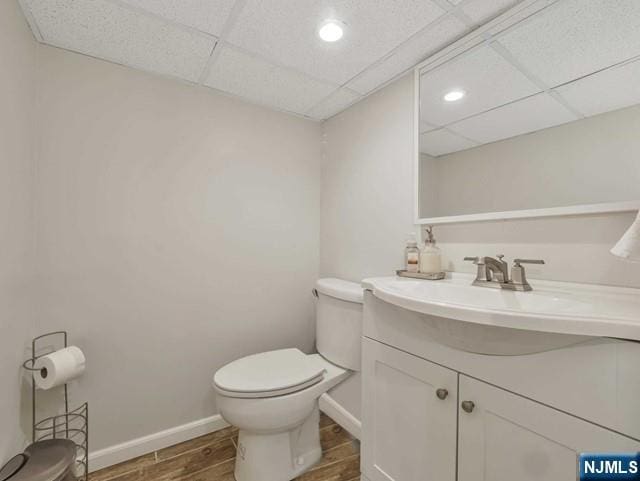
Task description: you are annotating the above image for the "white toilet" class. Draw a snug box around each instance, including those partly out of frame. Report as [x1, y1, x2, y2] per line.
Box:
[213, 278, 363, 481]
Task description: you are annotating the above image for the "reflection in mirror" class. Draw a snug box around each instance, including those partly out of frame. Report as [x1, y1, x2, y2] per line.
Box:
[418, 0, 640, 222]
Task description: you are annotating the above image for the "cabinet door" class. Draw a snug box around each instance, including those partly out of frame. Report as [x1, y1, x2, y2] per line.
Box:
[458, 375, 640, 481]
[362, 338, 457, 481]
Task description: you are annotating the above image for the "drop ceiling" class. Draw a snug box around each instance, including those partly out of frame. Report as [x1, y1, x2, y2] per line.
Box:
[419, 0, 640, 156]
[18, 0, 522, 120]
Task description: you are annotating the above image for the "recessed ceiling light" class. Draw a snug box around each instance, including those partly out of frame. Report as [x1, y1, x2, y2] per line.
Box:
[319, 20, 344, 42]
[444, 90, 465, 102]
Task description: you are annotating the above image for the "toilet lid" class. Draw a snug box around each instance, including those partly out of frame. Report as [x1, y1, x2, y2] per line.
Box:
[213, 349, 326, 398]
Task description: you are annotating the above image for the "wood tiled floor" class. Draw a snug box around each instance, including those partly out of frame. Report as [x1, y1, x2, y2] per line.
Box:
[91, 414, 360, 481]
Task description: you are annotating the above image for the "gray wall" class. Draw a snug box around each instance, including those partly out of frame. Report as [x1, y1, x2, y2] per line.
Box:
[0, 0, 38, 463]
[33, 46, 322, 451]
[432, 212, 640, 288]
[321, 74, 418, 281]
[322, 74, 640, 289]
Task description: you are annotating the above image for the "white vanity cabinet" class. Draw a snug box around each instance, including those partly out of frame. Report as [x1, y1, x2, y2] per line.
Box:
[362, 338, 457, 481]
[361, 291, 640, 481]
[458, 376, 640, 481]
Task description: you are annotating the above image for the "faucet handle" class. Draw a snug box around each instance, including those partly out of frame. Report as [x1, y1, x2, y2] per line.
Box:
[465, 256, 489, 282]
[513, 259, 545, 266]
[508, 259, 545, 291]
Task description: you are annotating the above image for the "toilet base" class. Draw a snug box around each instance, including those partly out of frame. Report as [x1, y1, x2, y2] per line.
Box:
[234, 406, 322, 481]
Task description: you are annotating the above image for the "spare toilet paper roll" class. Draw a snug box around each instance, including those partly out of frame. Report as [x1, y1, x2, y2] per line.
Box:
[34, 346, 86, 390]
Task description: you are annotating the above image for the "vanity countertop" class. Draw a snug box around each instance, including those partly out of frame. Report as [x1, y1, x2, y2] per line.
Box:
[362, 274, 640, 341]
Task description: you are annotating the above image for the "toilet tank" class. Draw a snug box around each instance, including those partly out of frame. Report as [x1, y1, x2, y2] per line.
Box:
[314, 278, 363, 371]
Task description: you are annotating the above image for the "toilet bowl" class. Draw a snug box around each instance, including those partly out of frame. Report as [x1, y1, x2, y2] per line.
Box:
[213, 278, 363, 481]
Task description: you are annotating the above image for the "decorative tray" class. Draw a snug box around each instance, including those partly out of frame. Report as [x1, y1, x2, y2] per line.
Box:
[396, 270, 446, 280]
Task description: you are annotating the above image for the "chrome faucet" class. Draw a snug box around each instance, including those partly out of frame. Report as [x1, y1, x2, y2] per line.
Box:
[485, 254, 509, 283]
[464, 255, 545, 291]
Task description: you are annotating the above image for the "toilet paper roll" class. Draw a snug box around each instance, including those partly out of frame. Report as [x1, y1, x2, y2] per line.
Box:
[34, 346, 86, 390]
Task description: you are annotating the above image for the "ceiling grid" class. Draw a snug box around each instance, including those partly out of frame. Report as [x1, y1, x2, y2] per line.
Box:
[419, 0, 640, 157]
[18, 0, 519, 120]
[196, 0, 250, 85]
[20, 0, 640, 128]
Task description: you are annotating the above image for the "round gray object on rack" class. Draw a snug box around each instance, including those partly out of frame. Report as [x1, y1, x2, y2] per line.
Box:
[4, 440, 76, 481]
[0, 454, 28, 481]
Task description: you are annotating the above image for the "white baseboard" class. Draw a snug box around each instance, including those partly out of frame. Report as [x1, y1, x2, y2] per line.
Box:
[90, 397, 360, 473]
[319, 393, 361, 440]
[89, 414, 230, 472]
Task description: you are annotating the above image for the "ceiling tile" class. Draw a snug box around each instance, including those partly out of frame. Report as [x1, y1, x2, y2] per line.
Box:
[555, 59, 640, 118]
[307, 88, 361, 120]
[498, 0, 640, 88]
[420, 129, 478, 156]
[347, 15, 468, 95]
[460, 0, 522, 25]
[482, 0, 557, 38]
[204, 44, 337, 115]
[420, 45, 540, 126]
[22, 0, 216, 82]
[118, 0, 236, 36]
[448, 92, 577, 144]
[225, 0, 447, 86]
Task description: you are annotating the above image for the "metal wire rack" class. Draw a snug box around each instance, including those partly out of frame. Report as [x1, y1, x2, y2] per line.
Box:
[23, 331, 88, 480]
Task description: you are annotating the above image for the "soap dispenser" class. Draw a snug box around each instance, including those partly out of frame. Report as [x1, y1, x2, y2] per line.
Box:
[405, 233, 420, 273]
[420, 226, 442, 274]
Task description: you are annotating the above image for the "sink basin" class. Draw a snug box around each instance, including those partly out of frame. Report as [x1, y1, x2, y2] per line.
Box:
[362, 274, 640, 345]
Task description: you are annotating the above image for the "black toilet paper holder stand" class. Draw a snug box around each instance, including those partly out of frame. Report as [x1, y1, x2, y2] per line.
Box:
[23, 331, 89, 480]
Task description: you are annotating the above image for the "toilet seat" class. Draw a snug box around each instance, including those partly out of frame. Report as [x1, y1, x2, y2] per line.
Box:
[213, 348, 326, 399]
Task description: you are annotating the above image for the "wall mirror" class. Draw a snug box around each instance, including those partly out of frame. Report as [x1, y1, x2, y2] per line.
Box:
[415, 0, 640, 224]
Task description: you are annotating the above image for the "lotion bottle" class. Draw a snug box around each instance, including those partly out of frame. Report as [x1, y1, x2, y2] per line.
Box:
[420, 226, 442, 274]
[405, 233, 420, 273]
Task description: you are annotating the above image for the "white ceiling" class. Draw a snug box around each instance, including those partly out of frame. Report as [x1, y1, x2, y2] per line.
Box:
[420, 0, 640, 157]
[18, 0, 522, 121]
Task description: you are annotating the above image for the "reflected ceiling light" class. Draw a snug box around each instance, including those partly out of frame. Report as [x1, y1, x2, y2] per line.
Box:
[319, 20, 344, 42]
[444, 90, 465, 102]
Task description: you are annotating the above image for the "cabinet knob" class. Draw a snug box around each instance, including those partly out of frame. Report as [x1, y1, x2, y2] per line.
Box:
[436, 388, 448, 400]
[461, 401, 475, 413]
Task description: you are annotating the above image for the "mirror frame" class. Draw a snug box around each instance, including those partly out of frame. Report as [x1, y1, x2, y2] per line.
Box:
[413, 0, 640, 225]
